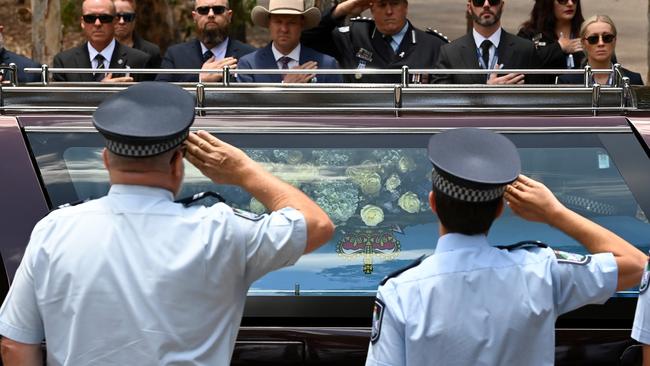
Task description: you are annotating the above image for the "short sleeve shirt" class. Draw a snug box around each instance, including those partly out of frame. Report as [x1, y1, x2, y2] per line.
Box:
[632, 255, 650, 344]
[0, 184, 307, 366]
[366, 233, 618, 366]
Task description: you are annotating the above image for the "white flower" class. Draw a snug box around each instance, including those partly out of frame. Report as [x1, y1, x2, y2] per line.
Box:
[360, 204, 384, 226]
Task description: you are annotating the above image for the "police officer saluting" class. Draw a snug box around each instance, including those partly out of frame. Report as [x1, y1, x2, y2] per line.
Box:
[0, 82, 334, 365]
[366, 128, 646, 366]
[301, 0, 447, 83]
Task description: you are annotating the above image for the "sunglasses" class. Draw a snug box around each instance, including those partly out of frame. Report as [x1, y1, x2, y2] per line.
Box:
[585, 33, 616, 45]
[471, 0, 501, 6]
[195, 5, 228, 15]
[82, 14, 115, 24]
[556, 0, 577, 5]
[116, 12, 136, 22]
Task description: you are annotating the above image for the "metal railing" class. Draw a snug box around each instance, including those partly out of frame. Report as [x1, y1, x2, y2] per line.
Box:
[0, 64, 637, 116]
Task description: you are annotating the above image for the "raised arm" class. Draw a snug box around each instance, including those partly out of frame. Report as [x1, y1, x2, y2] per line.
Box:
[504, 174, 646, 291]
[185, 130, 335, 253]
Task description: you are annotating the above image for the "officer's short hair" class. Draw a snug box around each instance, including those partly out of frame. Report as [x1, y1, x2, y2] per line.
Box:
[433, 182, 501, 235]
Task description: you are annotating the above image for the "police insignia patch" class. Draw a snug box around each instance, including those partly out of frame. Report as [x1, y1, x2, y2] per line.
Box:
[640, 256, 650, 294]
[233, 208, 263, 221]
[371, 298, 385, 344]
[554, 250, 591, 265]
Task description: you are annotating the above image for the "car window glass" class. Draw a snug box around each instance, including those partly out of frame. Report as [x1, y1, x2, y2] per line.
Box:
[28, 132, 650, 295]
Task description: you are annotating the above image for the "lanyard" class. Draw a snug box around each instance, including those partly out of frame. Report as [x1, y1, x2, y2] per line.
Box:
[476, 47, 499, 70]
[476, 47, 499, 82]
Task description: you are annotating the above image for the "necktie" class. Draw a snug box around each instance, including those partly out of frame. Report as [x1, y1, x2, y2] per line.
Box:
[384, 35, 395, 53]
[202, 50, 214, 63]
[279, 56, 291, 70]
[94, 54, 106, 81]
[480, 40, 492, 69]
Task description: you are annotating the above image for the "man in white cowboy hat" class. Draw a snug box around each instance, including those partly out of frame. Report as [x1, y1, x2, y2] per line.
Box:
[236, 0, 342, 83]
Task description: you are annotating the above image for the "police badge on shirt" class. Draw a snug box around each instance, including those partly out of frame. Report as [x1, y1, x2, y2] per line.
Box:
[371, 298, 385, 344]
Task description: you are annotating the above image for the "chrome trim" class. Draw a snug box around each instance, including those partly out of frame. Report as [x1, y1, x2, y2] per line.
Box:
[23, 125, 631, 134]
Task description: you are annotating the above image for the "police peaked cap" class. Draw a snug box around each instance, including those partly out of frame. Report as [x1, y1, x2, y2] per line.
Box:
[427, 128, 521, 202]
[93, 82, 196, 157]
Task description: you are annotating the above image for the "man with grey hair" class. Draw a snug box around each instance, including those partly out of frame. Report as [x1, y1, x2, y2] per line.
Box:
[156, 0, 255, 82]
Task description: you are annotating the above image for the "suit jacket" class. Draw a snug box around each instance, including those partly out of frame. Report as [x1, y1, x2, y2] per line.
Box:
[156, 38, 255, 82]
[0, 48, 41, 83]
[517, 28, 584, 84]
[432, 30, 542, 84]
[236, 44, 342, 83]
[52, 42, 152, 82]
[302, 9, 447, 83]
[133, 33, 162, 69]
[557, 66, 644, 85]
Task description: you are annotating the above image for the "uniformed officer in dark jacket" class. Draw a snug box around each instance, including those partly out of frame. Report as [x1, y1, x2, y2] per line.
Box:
[301, 0, 447, 83]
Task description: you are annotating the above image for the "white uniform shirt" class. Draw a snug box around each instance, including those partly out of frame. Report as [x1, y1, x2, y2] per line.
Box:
[632, 255, 650, 344]
[0, 184, 307, 365]
[366, 233, 618, 366]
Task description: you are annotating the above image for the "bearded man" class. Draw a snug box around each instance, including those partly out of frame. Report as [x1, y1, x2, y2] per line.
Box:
[156, 0, 255, 82]
[432, 0, 542, 84]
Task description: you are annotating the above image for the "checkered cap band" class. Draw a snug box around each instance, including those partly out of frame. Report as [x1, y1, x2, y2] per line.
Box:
[106, 130, 188, 157]
[432, 170, 505, 202]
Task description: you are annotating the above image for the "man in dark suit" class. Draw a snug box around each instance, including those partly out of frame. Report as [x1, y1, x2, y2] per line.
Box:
[0, 25, 41, 84]
[237, 0, 342, 83]
[156, 0, 255, 83]
[114, 0, 162, 68]
[52, 0, 151, 82]
[301, 0, 448, 84]
[433, 0, 541, 85]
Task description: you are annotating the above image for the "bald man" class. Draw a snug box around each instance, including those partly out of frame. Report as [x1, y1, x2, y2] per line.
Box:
[52, 0, 153, 82]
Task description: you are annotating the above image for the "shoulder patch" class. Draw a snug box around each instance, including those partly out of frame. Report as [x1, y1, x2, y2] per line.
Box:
[496, 240, 548, 251]
[370, 298, 385, 344]
[337, 25, 350, 33]
[640, 255, 650, 294]
[233, 208, 264, 221]
[425, 27, 450, 43]
[553, 250, 591, 265]
[380, 254, 426, 286]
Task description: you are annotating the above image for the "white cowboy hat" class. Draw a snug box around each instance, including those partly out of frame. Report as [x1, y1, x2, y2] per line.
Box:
[251, 0, 321, 30]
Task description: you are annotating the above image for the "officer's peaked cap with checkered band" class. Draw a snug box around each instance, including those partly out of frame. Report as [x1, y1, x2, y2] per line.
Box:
[427, 128, 520, 202]
[93, 82, 195, 157]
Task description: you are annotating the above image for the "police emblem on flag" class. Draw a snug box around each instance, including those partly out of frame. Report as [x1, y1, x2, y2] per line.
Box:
[640, 255, 650, 294]
[371, 298, 385, 344]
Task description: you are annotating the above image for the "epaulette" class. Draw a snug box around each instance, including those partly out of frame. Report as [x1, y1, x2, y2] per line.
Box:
[350, 16, 374, 23]
[56, 198, 91, 210]
[496, 240, 548, 251]
[174, 191, 226, 207]
[380, 254, 427, 286]
[425, 27, 450, 43]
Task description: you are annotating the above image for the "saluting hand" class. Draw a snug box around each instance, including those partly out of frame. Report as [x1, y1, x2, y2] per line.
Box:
[332, 0, 372, 18]
[185, 130, 258, 186]
[282, 61, 318, 84]
[200, 56, 238, 82]
[503, 174, 566, 224]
